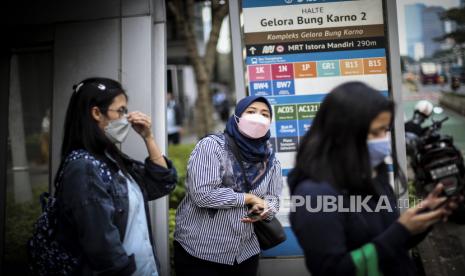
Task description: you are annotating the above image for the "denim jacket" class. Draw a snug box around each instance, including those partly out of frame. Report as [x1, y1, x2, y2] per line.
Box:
[55, 150, 177, 275]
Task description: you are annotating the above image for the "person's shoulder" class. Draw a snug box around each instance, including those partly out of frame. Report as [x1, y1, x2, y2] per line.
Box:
[59, 150, 114, 195]
[64, 150, 103, 168]
[189, 134, 225, 159]
[64, 157, 93, 173]
[292, 179, 339, 197]
[196, 133, 225, 149]
[205, 133, 225, 142]
[63, 150, 95, 169]
[61, 150, 112, 183]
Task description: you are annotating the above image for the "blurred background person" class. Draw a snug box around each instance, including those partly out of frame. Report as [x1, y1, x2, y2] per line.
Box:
[212, 88, 230, 123]
[167, 91, 183, 145]
[39, 108, 50, 164]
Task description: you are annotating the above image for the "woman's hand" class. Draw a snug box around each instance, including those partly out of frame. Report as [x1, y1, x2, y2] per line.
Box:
[242, 194, 269, 223]
[398, 183, 462, 235]
[127, 111, 153, 139]
[128, 111, 167, 168]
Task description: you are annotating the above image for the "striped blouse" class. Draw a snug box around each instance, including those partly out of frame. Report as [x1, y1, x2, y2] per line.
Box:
[174, 134, 283, 265]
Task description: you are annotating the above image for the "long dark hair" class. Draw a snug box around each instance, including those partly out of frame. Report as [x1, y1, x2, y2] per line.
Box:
[288, 82, 396, 195]
[57, 77, 130, 179]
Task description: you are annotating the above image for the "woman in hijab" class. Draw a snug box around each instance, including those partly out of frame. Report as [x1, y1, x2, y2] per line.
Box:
[174, 96, 283, 276]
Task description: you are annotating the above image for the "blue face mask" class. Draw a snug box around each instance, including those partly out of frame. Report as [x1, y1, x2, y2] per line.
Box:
[367, 136, 391, 168]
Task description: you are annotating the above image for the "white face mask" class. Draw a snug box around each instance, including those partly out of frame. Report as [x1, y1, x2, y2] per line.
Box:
[104, 117, 130, 144]
[235, 113, 271, 139]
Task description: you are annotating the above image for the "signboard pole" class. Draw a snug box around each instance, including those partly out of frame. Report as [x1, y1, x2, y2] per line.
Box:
[385, 0, 408, 205]
[229, 0, 247, 101]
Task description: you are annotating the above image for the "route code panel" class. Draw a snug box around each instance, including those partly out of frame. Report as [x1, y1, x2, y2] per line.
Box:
[248, 57, 386, 96]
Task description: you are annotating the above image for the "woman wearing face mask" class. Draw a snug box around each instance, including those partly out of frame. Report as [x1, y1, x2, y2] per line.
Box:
[173, 96, 283, 276]
[54, 78, 177, 275]
[288, 82, 462, 276]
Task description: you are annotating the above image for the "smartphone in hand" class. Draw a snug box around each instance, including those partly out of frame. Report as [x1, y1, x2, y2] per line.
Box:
[245, 207, 271, 220]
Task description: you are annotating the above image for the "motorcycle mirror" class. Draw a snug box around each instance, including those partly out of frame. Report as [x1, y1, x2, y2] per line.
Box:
[433, 107, 444, 115]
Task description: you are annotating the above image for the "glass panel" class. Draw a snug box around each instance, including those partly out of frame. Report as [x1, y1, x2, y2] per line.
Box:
[4, 50, 52, 275]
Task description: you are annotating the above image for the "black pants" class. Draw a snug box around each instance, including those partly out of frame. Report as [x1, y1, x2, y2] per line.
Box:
[168, 132, 180, 145]
[174, 241, 259, 276]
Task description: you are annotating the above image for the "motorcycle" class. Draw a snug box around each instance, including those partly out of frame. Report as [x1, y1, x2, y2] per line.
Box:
[451, 75, 461, 92]
[405, 101, 465, 223]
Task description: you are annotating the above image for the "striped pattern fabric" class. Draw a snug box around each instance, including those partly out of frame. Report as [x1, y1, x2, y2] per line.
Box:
[174, 134, 283, 265]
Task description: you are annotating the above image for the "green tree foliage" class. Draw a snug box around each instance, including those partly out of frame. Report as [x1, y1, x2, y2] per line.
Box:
[168, 144, 195, 208]
[439, 7, 465, 44]
[168, 0, 229, 138]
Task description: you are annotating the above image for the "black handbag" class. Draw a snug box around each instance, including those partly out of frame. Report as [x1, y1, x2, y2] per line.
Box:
[225, 134, 286, 250]
[253, 216, 287, 250]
